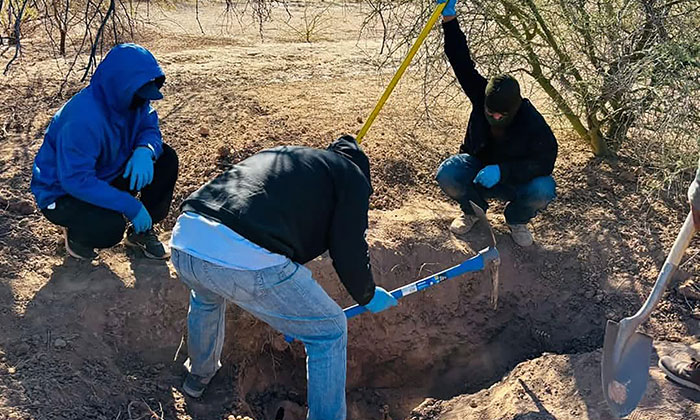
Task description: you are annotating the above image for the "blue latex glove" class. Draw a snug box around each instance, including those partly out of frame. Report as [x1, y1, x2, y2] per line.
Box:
[364, 287, 398, 314]
[123, 147, 154, 191]
[473, 165, 501, 188]
[131, 204, 152, 233]
[437, 0, 457, 16]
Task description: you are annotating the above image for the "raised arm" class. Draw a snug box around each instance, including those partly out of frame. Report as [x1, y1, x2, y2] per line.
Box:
[439, 0, 488, 106]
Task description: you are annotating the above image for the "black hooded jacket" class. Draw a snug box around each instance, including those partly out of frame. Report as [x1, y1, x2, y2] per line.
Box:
[181, 136, 376, 305]
[443, 18, 558, 185]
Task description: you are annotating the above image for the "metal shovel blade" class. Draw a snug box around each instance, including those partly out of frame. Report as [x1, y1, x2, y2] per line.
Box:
[601, 320, 653, 418]
[601, 214, 694, 418]
[468, 201, 499, 308]
[469, 201, 496, 248]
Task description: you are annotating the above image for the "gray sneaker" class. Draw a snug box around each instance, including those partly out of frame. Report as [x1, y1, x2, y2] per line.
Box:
[125, 228, 169, 259]
[659, 356, 700, 391]
[508, 224, 534, 247]
[62, 228, 97, 260]
[450, 214, 479, 236]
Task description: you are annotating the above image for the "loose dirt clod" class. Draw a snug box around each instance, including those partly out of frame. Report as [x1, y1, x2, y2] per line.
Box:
[608, 380, 628, 405]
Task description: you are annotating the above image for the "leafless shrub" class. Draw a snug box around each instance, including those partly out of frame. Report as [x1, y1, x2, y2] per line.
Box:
[282, 1, 331, 43]
[219, 0, 291, 38]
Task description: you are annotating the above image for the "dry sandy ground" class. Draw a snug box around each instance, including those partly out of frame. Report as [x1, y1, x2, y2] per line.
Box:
[1, 2, 699, 420]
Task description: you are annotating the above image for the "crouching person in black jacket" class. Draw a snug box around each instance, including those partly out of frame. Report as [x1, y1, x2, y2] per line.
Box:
[435, 0, 558, 247]
[169, 135, 397, 420]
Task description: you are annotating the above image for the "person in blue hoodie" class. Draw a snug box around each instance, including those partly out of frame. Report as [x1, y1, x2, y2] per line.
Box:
[31, 43, 178, 260]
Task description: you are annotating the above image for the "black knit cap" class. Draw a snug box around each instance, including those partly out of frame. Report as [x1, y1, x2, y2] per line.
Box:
[327, 135, 372, 188]
[485, 74, 522, 113]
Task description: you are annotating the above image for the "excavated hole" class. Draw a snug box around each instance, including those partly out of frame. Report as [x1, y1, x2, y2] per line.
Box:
[223, 234, 604, 420]
[106, 209, 603, 420]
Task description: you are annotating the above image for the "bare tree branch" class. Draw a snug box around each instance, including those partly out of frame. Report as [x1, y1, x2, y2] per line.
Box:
[195, 0, 204, 34]
[81, 0, 115, 82]
[4, 0, 29, 75]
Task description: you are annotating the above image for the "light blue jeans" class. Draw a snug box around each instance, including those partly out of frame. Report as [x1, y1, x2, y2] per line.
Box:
[171, 249, 347, 420]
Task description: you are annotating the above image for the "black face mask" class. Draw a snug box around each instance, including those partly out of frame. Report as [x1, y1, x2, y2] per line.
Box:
[484, 74, 522, 127]
[130, 95, 147, 110]
[130, 78, 164, 110]
[485, 103, 520, 128]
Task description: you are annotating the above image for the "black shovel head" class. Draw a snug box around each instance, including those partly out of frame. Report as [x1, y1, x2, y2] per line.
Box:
[601, 320, 653, 418]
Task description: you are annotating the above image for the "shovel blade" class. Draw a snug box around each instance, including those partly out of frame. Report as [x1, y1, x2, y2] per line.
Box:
[469, 201, 496, 248]
[601, 320, 653, 418]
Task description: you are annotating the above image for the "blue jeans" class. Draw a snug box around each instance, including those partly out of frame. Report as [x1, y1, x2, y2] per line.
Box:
[171, 249, 347, 420]
[436, 154, 556, 225]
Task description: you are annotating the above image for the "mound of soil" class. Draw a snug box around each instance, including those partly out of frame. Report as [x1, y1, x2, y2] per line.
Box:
[409, 342, 700, 420]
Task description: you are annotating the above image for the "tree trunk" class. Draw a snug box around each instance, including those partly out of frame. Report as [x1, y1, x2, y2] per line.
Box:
[59, 29, 66, 56]
[587, 129, 612, 157]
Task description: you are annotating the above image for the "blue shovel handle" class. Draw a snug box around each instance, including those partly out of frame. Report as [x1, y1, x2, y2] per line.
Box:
[284, 248, 496, 343]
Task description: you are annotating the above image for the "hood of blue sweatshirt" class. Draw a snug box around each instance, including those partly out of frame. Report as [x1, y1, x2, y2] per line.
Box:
[91, 43, 165, 113]
[31, 43, 166, 220]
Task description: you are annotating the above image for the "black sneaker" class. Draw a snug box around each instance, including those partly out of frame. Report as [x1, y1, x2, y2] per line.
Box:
[182, 373, 212, 398]
[125, 228, 169, 259]
[62, 228, 97, 260]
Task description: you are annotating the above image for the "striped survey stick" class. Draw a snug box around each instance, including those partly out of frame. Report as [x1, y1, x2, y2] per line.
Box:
[284, 246, 499, 342]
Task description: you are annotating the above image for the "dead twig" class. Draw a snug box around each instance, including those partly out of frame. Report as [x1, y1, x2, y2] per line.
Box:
[679, 249, 700, 270]
[3, 0, 30, 75]
[81, 0, 115, 82]
[58, 0, 101, 95]
[195, 0, 204, 34]
[127, 400, 164, 420]
[173, 333, 184, 362]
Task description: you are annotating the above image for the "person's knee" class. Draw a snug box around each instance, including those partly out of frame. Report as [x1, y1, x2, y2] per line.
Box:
[436, 171, 464, 198]
[336, 311, 347, 335]
[524, 176, 556, 209]
[329, 309, 347, 342]
[157, 144, 179, 178]
[319, 310, 347, 349]
[90, 215, 127, 248]
[436, 155, 478, 198]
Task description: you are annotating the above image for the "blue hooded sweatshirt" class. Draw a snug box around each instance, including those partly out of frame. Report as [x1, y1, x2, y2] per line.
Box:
[31, 43, 165, 221]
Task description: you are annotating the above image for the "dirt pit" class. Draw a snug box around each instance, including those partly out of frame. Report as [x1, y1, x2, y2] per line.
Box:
[0, 200, 605, 420]
[228, 203, 605, 419]
[99, 201, 600, 420]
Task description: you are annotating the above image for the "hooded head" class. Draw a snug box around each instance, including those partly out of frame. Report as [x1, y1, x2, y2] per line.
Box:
[130, 79, 164, 109]
[90, 43, 165, 113]
[484, 74, 522, 127]
[327, 135, 372, 188]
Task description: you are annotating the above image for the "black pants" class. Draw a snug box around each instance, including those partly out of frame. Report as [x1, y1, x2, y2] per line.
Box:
[42, 144, 178, 249]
